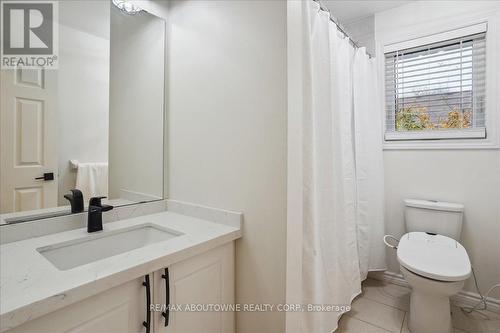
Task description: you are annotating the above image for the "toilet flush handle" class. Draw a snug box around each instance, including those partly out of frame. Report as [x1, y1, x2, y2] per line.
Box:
[383, 235, 400, 250]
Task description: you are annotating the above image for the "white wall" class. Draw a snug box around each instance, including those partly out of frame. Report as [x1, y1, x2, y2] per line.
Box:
[166, 1, 287, 332]
[109, 6, 165, 201]
[375, 1, 500, 299]
[57, 1, 110, 205]
[343, 15, 375, 56]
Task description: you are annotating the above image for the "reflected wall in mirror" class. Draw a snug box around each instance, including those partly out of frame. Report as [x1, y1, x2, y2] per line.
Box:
[0, 1, 166, 224]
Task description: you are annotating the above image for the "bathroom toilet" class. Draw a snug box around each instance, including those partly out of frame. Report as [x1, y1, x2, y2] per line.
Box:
[397, 199, 471, 333]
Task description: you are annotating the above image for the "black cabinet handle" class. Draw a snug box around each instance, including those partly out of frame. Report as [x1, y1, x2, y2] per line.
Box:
[142, 275, 151, 333]
[161, 268, 170, 327]
[35, 172, 54, 181]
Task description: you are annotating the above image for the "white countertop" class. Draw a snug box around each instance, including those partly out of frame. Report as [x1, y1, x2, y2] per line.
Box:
[0, 210, 241, 332]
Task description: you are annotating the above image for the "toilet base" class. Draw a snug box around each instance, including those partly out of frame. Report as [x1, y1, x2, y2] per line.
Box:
[400, 266, 464, 333]
[408, 289, 453, 333]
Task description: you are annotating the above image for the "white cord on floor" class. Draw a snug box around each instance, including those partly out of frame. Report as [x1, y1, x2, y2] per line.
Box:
[461, 266, 500, 314]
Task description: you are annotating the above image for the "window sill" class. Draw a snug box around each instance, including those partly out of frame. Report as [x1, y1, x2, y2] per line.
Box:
[383, 128, 500, 149]
[385, 128, 486, 141]
[382, 141, 500, 151]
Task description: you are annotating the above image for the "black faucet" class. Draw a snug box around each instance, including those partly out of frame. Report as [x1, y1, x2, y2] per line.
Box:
[88, 196, 113, 233]
[64, 189, 84, 213]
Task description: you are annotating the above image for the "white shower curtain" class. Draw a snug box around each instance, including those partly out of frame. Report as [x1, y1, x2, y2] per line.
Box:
[353, 49, 387, 279]
[300, 1, 385, 332]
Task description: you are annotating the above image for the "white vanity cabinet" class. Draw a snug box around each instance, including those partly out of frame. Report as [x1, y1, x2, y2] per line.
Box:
[5, 276, 149, 333]
[152, 242, 235, 333]
[4, 242, 234, 333]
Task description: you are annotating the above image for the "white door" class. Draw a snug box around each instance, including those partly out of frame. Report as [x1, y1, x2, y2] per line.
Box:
[154, 243, 235, 333]
[0, 68, 58, 214]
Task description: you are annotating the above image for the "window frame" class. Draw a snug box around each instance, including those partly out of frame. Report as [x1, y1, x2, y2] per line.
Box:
[378, 12, 500, 150]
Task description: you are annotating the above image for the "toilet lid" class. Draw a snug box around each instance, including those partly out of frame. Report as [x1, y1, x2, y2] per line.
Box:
[397, 232, 471, 282]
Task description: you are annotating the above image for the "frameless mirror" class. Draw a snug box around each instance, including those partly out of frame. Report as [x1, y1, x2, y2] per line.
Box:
[0, 1, 166, 224]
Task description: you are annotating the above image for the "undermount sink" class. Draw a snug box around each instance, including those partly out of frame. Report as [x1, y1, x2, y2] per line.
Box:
[37, 224, 182, 270]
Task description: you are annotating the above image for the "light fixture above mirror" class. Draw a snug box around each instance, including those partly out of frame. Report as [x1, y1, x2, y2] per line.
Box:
[112, 0, 144, 15]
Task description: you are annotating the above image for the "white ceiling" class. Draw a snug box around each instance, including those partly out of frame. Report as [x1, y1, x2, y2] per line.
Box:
[323, 0, 413, 23]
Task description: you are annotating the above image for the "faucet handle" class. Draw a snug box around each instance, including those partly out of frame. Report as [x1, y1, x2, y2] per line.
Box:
[89, 196, 107, 207]
[89, 196, 113, 212]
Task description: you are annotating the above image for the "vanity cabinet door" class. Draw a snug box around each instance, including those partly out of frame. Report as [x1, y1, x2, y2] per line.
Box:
[5, 276, 149, 333]
[153, 242, 235, 333]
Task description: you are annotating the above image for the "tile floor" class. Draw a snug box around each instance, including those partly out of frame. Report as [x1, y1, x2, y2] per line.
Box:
[337, 278, 500, 333]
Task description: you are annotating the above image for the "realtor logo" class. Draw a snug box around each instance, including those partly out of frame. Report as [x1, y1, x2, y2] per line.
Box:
[1, 1, 58, 68]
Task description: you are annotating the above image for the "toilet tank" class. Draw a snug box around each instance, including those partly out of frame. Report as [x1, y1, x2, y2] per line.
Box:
[404, 199, 464, 240]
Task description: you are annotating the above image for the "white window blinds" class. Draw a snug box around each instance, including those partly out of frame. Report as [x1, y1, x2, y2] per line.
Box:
[385, 32, 486, 140]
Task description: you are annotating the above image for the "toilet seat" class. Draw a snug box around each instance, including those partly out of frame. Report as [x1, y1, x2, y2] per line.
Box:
[397, 232, 471, 282]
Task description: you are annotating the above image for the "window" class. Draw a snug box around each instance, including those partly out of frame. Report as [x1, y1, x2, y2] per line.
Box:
[384, 28, 486, 141]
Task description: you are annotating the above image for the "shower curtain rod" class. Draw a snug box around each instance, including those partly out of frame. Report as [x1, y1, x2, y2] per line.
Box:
[312, 0, 374, 58]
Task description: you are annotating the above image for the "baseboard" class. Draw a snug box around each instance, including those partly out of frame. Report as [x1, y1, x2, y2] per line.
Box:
[368, 271, 500, 314]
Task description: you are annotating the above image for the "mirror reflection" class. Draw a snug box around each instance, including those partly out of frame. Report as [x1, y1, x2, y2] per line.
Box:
[0, 1, 165, 224]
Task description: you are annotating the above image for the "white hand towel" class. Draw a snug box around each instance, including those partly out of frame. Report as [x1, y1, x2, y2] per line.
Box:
[75, 162, 108, 203]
